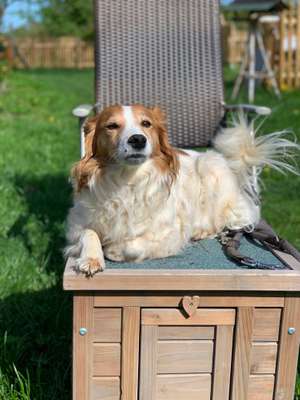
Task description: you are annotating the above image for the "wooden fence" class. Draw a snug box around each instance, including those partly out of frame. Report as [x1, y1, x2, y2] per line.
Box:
[222, 22, 247, 65]
[279, 2, 300, 88]
[13, 30, 246, 69]
[9, 7, 300, 89]
[223, 4, 300, 90]
[12, 37, 94, 69]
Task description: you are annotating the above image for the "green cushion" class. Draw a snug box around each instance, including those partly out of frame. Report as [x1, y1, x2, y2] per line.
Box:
[106, 237, 286, 270]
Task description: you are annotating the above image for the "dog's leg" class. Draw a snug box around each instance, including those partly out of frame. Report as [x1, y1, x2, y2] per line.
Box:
[104, 237, 148, 262]
[104, 233, 185, 262]
[193, 152, 242, 239]
[75, 229, 105, 276]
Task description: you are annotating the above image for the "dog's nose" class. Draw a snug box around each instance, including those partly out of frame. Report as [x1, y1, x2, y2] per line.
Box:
[128, 134, 147, 150]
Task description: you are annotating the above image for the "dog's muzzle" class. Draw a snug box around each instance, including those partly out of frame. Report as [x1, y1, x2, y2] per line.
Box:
[118, 127, 151, 165]
[128, 134, 147, 150]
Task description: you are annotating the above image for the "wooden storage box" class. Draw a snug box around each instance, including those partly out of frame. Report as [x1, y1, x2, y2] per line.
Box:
[64, 242, 300, 400]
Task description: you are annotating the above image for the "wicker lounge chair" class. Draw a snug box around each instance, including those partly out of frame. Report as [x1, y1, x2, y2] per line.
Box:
[73, 0, 271, 157]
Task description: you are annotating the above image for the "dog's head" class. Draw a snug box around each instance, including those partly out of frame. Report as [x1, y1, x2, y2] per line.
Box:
[92, 104, 177, 167]
[73, 104, 179, 191]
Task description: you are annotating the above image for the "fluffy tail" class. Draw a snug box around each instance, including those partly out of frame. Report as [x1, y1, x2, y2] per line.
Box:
[213, 114, 300, 196]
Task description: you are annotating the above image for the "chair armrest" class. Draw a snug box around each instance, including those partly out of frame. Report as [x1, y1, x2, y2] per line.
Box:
[225, 104, 272, 116]
[72, 104, 94, 118]
[72, 104, 95, 158]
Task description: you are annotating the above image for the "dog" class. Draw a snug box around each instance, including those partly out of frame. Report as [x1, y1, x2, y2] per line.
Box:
[65, 104, 298, 276]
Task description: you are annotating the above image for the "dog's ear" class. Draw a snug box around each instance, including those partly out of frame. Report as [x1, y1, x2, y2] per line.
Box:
[151, 106, 167, 128]
[71, 115, 101, 192]
[71, 156, 100, 192]
[85, 113, 105, 159]
[151, 106, 179, 182]
[83, 116, 98, 157]
[158, 124, 179, 181]
[84, 116, 97, 136]
[91, 115, 104, 158]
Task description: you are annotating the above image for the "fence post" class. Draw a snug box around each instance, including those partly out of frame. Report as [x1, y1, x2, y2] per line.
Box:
[296, 2, 300, 87]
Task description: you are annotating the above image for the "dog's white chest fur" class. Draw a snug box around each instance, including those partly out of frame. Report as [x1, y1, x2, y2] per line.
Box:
[75, 157, 191, 261]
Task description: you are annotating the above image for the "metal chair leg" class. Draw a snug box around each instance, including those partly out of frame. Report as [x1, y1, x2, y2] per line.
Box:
[256, 29, 281, 99]
[231, 42, 249, 100]
[248, 25, 256, 103]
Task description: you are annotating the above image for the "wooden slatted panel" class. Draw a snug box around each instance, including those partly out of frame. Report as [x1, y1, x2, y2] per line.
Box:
[91, 377, 120, 400]
[158, 326, 215, 340]
[93, 308, 122, 343]
[14, 38, 94, 69]
[287, 6, 294, 88]
[250, 343, 277, 374]
[157, 340, 213, 374]
[248, 375, 275, 400]
[142, 308, 235, 326]
[275, 297, 300, 399]
[279, 9, 286, 88]
[93, 344, 121, 376]
[139, 325, 158, 400]
[252, 309, 281, 341]
[212, 325, 234, 400]
[296, 2, 300, 86]
[121, 307, 140, 400]
[232, 307, 255, 400]
[279, 5, 300, 89]
[73, 295, 94, 400]
[156, 374, 211, 400]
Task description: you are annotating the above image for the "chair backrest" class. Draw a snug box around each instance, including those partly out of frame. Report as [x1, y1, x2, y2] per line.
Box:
[94, 0, 224, 147]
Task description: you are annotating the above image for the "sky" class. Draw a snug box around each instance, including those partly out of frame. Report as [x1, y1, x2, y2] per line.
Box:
[2, 1, 40, 31]
[2, 0, 233, 31]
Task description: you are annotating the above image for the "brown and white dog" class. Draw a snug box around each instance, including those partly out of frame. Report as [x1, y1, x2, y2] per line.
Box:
[65, 104, 298, 276]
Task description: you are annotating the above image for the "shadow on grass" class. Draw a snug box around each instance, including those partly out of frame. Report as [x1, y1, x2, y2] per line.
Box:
[9, 173, 72, 276]
[4, 174, 73, 398]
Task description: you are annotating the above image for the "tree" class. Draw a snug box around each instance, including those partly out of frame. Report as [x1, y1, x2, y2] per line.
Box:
[38, 0, 93, 40]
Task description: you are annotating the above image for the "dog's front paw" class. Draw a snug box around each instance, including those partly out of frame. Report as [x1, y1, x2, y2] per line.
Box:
[74, 257, 105, 276]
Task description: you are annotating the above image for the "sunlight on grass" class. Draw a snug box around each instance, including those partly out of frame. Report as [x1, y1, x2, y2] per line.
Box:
[0, 366, 31, 400]
[0, 333, 31, 400]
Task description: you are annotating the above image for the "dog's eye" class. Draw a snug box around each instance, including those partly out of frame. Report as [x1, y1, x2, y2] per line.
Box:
[106, 123, 120, 130]
[141, 120, 151, 128]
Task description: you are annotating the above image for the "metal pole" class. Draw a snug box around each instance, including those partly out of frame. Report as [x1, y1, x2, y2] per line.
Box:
[248, 21, 256, 103]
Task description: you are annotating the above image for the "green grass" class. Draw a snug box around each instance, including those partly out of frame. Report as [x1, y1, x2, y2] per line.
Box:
[0, 67, 299, 399]
[0, 69, 93, 399]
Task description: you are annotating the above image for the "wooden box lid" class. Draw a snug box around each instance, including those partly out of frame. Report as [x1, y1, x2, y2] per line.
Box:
[63, 238, 300, 292]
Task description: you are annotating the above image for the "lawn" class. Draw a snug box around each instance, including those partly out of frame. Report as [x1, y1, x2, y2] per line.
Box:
[0, 68, 299, 399]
